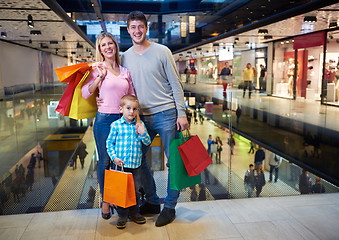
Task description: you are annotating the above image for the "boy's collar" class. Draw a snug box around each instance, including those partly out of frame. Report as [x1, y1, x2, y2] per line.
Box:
[122, 116, 136, 124]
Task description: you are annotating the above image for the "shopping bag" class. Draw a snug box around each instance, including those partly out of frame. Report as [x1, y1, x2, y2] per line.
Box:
[103, 169, 136, 208]
[55, 78, 79, 116]
[210, 144, 218, 153]
[169, 132, 201, 190]
[68, 69, 98, 119]
[178, 134, 213, 176]
[55, 62, 89, 82]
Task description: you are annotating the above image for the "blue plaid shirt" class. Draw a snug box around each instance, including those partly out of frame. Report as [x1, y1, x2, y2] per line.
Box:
[106, 116, 151, 169]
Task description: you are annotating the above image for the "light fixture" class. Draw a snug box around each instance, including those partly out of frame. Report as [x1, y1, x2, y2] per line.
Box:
[55, 48, 59, 54]
[234, 37, 239, 42]
[188, 16, 195, 34]
[50, 40, 58, 44]
[213, 43, 219, 47]
[264, 35, 273, 40]
[258, 29, 268, 34]
[196, 48, 202, 51]
[180, 20, 187, 38]
[62, 35, 66, 41]
[245, 41, 250, 45]
[27, 14, 34, 28]
[1, 32, 7, 38]
[30, 30, 41, 35]
[329, 21, 338, 28]
[76, 42, 83, 48]
[303, 16, 317, 22]
[28, 39, 32, 44]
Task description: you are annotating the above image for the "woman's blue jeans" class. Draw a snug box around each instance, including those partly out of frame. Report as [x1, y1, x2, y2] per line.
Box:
[140, 108, 180, 209]
[93, 112, 120, 196]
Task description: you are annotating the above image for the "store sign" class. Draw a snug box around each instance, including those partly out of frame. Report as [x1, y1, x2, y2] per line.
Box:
[293, 31, 325, 49]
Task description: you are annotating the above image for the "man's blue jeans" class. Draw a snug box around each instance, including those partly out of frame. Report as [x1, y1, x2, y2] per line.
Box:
[141, 108, 180, 209]
[93, 112, 120, 195]
[269, 165, 279, 182]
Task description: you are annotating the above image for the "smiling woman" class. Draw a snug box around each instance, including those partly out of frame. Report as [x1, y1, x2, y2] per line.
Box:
[81, 31, 136, 220]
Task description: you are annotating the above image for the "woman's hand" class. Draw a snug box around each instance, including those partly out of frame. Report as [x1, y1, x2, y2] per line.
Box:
[97, 62, 107, 80]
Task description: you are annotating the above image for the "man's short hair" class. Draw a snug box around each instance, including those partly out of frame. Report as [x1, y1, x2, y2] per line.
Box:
[127, 11, 147, 27]
[120, 95, 139, 107]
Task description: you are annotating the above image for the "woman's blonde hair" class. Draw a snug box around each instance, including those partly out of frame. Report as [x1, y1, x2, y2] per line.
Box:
[95, 32, 120, 65]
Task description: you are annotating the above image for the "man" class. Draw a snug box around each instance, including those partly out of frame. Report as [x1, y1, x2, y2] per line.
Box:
[268, 154, 282, 183]
[254, 145, 265, 170]
[244, 164, 255, 198]
[242, 63, 254, 98]
[259, 64, 267, 93]
[219, 62, 232, 97]
[121, 11, 189, 227]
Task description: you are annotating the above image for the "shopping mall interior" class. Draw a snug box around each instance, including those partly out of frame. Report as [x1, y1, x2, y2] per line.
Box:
[0, 0, 339, 239]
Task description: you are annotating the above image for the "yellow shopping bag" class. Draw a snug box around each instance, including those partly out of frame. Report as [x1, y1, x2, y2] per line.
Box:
[68, 69, 98, 120]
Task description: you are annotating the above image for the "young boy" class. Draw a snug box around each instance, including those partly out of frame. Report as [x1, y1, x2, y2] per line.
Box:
[106, 95, 151, 229]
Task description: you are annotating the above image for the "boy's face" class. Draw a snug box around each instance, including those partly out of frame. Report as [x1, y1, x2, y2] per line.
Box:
[120, 100, 138, 122]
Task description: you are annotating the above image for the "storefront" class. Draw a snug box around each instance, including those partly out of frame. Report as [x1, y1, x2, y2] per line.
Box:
[272, 30, 339, 105]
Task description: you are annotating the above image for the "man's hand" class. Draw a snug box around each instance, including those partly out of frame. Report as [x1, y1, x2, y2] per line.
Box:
[96, 97, 104, 107]
[176, 117, 189, 131]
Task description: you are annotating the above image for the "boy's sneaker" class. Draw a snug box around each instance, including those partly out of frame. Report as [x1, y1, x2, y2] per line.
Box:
[139, 202, 160, 215]
[155, 207, 175, 227]
[116, 216, 127, 229]
[129, 213, 146, 224]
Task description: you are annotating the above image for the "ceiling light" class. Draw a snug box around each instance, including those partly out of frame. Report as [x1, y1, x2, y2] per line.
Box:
[234, 37, 239, 41]
[29, 39, 32, 44]
[50, 40, 58, 44]
[264, 35, 273, 39]
[303, 16, 317, 23]
[196, 48, 202, 51]
[40, 43, 48, 49]
[71, 51, 76, 55]
[329, 21, 337, 28]
[258, 29, 268, 34]
[245, 41, 250, 45]
[213, 43, 219, 47]
[76, 42, 83, 48]
[27, 14, 34, 28]
[30, 30, 41, 35]
[62, 35, 66, 41]
[1, 32, 7, 38]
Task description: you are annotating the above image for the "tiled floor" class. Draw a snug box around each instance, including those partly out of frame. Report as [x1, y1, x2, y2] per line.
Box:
[1, 193, 338, 240]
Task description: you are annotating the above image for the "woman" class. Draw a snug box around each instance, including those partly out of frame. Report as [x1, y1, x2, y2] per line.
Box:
[255, 165, 266, 197]
[215, 136, 223, 164]
[82, 32, 135, 220]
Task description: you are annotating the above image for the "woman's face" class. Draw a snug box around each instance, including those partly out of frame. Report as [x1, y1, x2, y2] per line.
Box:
[99, 36, 116, 60]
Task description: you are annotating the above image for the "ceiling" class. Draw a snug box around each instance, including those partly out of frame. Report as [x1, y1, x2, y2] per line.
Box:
[0, 0, 338, 63]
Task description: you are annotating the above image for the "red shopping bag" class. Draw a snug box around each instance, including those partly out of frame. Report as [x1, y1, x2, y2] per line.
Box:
[178, 134, 212, 176]
[54, 64, 92, 116]
[103, 169, 136, 208]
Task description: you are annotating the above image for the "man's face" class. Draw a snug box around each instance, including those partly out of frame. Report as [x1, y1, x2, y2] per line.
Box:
[127, 20, 148, 45]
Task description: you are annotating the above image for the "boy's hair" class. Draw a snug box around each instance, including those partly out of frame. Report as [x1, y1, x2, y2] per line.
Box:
[249, 164, 254, 167]
[120, 95, 139, 107]
[127, 11, 147, 27]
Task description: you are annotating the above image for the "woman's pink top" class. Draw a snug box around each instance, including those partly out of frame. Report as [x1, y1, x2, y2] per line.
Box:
[82, 62, 135, 114]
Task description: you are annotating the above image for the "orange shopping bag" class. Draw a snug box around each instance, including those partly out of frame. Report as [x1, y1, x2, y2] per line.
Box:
[103, 168, 136, 208]
[55, 62, 89, 82]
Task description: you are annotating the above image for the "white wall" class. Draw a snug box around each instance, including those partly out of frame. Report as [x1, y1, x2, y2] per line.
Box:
[0, 41, 68, 96]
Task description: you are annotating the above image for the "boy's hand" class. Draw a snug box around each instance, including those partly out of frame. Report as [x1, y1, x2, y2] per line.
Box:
[136, 122, 146, 135]
[113, 158, 124, 166]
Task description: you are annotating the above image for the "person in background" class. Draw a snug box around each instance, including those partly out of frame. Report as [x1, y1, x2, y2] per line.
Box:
[269, 154, 282, 183]
[207, 134, 217, 159]
[244, 164, 255, 198]
[242, 63, 254, 98]
[248, 141, 256, 154]
[82, 32, 135, 220]
[255, 165, 266, 197]
[236, 106, 242, 124]
[259, 64, 267, 92]
[106, 95, 151, 229]
[228, 133, 236, 155]
[299, 169, 312, 194]
[254, 145, 265, 170]
[215, 136, 223, 164]
[219, 61, 232, 98]
[312, 176, 326, 193]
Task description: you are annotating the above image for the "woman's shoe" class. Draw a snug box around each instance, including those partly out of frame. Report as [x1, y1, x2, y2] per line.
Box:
[101, 202, 112, 220]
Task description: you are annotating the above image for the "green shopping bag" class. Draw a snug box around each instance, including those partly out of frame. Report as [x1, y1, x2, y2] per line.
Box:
[169, 132, 201, 190]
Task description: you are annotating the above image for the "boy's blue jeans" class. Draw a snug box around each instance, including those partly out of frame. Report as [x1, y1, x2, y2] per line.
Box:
[93, 112, 120, 195]
[141, 108, 180, 209]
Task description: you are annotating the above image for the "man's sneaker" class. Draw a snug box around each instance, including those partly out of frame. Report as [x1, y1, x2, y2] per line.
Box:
[129, 213, 146, 224]
[155, 207, 175, 227]
[116, 216, 127, 229]
[139, 202, 160, 215]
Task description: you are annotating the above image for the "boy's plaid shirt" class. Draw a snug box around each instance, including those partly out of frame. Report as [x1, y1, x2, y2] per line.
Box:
[106, 116, 151, 169]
